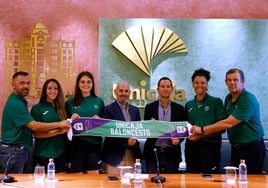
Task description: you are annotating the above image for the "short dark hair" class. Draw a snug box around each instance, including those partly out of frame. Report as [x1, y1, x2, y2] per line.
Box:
[226, 68, 245, 82]
[157, 77, 173, 88]
[12, 71, 29, 80]
[191, 68, 211, 82]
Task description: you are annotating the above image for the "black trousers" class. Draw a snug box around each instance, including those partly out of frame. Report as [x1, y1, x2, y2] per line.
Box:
[185, 140, 221, 174]
[231, 138, 265, 174]
[146, 146, 181, 174]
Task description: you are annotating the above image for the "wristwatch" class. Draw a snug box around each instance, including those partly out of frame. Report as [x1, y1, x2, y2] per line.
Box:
[201, 126, 205, 134]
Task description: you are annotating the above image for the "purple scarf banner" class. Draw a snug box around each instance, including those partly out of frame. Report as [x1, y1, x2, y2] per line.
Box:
[67, 117, 192, 140]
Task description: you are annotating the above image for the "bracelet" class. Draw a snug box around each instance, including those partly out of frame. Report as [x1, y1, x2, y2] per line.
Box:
[201, 126, 205, 134]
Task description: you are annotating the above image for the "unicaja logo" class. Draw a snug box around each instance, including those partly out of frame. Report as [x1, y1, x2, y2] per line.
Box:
[112, 25, 188, 76]
[111, 25, 188, 107]
[112, 80, 186, 107]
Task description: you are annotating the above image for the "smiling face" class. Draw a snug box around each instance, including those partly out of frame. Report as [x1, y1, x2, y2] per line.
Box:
[225, 71, 244, 94]
[79, 75, 93, 96]
[192, 76, 208, 96]
[114, 82, 131, 105]
[46, 81, 59, 103]
[157, 79, 173, 100]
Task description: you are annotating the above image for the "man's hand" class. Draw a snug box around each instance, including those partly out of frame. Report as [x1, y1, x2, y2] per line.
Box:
[58, 126, 70, 134]
[190, 125, 202, 134]
[171, 137, 180, 145]
[34, 126, 70, 138]
[59, 120, 71, 129]
[188, 134, 202, 141]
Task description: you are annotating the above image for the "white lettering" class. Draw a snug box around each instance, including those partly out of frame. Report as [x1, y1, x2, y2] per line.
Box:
[110, 128, 150, 137]
[115, 122, 143, 129]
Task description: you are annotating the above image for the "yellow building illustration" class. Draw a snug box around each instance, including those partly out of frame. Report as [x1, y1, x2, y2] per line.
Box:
[3, 22, 76, 106]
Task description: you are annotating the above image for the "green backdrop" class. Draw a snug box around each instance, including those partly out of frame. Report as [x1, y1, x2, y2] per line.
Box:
[99, 19, 268, 138]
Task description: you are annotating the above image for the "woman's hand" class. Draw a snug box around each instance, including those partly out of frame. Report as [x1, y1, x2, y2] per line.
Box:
[92, 115, 100, 119]
[71, 113, 80, 120]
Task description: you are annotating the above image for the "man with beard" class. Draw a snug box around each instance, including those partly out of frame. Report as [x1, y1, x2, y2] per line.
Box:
[0, 71, 70, 174]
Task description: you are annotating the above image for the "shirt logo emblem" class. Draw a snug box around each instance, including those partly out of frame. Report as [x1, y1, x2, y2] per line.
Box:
[43, 111, 49, 115]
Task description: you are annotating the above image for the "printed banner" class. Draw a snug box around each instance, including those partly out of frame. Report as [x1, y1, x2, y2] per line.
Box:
[67, 117, 192, 140]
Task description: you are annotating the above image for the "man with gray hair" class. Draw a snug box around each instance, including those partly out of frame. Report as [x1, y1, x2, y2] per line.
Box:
[191, 68, 265, 174]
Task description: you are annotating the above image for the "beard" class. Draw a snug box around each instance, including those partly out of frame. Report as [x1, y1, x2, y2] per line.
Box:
[21, 89, 30, 97]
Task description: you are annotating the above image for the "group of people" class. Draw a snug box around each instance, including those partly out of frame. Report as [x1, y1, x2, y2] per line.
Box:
[0, 67, 265, 176]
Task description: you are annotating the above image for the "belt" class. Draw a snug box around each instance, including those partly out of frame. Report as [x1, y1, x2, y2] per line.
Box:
[232, 138, 263, 148]
[0, 142, 21, 149]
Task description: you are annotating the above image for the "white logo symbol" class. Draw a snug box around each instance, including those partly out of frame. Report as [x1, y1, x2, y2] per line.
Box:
[43, 111, 49, 115]
[73, 123, 84, 131]
[176, 126, 186, 133]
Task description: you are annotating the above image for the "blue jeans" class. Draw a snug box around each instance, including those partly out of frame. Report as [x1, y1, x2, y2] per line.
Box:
[0, 144, 29, 173]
